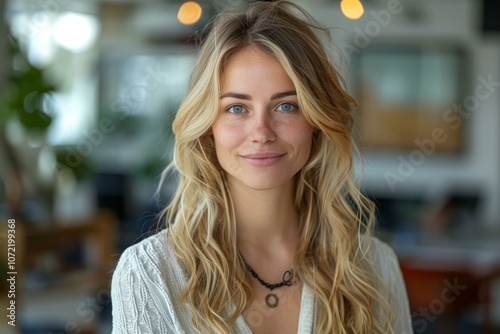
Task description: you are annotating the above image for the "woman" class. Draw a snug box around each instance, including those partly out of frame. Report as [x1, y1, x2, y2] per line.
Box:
[111, 1, 413, 333]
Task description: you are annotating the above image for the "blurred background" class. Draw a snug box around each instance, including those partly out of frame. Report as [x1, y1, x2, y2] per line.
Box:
[0, 0, 499, 333]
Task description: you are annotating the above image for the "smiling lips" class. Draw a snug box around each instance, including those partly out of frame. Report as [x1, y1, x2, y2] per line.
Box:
[240, 153, 286, 167]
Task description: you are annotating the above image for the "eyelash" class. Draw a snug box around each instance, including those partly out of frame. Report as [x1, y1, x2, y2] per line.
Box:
[225, 102, 299, 114]
[227, 105, 245, 114]
[276, 102, 298, 112]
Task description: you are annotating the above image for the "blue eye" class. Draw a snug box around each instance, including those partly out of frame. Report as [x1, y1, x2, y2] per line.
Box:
[228, 105, 245, 114]
[277, 103, 297, 112]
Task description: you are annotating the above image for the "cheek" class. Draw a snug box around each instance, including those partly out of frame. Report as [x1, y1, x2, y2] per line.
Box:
[213, 125, 234, 150]
[299, 135, 313, 160]
[291, 125, 314, 163]
[212, 118, 247, 143]
[212, 123, 243, 164]
[285, 123, 314, 146]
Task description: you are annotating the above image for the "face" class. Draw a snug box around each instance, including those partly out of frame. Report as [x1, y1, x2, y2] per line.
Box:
[211, 46, 314, 193]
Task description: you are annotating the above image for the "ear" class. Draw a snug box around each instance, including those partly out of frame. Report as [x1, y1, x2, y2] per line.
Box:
[206, 128, 214, 136]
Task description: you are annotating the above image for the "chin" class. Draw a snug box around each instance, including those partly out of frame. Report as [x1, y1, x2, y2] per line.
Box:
[233, 174, 295, 192]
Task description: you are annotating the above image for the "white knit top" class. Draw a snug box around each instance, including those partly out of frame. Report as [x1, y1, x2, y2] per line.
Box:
[111, 229, 413, 333]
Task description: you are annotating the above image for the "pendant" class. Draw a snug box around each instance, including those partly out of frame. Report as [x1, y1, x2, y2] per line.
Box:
[265, 293, 279, 308]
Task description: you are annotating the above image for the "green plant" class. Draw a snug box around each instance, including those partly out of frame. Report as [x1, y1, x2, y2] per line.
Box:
[0, 35, 56, 132]
[0, 35, 58, 218]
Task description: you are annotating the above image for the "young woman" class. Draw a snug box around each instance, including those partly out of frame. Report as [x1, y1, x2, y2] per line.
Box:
[111, 1, 413, 333]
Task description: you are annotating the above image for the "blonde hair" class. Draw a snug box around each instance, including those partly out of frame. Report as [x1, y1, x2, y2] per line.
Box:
[161, 1, 394, 333]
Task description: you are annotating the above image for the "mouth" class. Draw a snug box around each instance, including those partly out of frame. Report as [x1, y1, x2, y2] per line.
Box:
[240, 153, 286, 167]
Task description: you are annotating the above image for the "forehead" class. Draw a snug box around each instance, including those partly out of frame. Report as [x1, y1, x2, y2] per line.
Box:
[220, 46, 295, 91]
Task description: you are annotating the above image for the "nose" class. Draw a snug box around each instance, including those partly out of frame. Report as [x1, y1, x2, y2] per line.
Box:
[249, 110, 276, 144]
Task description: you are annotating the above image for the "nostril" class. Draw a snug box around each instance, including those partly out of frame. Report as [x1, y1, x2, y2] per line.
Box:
[250, 126, 276, 143]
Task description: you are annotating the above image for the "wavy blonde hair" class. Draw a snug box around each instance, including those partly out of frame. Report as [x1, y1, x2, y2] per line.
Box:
[161, 1, 394, 333]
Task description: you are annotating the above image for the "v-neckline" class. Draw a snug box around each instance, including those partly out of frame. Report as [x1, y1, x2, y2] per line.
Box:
[236, 284, 315, 333]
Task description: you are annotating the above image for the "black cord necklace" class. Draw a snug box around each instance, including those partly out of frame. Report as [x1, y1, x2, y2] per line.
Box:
[243, 261, 294, 308]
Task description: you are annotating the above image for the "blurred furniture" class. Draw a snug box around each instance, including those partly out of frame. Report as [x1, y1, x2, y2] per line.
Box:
[395, 240, 500, 334]
[1, 209, 117, 333]
[23, 209, 117, 291]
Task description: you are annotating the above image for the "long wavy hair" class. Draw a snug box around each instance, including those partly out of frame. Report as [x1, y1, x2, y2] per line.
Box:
[161, 1, 394, 333]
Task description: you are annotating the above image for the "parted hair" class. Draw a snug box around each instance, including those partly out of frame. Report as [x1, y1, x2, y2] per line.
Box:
[161, 1, 394, 333]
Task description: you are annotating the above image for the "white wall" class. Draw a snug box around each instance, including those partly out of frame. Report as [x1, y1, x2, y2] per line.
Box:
[299, 0, 500, 227]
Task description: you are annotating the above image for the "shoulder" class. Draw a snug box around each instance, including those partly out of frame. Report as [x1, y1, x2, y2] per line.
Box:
[367, 237, 400, 271]
[365, 236, 404, 285]
[113, 229, 173, 274]
[112, 228, 187, 292]
[111, 229, 189, 333]
[365, 236, 414, 333]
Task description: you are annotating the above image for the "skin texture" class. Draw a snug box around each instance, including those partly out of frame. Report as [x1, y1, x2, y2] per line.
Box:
[210, 46, 314, 334]
[212, 46, 314, 194]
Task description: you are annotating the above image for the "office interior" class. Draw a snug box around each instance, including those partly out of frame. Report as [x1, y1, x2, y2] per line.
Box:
[0, 0, 499, 333]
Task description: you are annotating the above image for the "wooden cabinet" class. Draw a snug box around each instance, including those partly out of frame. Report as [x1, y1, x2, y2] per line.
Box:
[0, 210, 118, 333]
[397, 244, 500, 333]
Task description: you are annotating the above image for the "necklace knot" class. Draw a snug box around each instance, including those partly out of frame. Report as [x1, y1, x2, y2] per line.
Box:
[241, 257, 295, 308]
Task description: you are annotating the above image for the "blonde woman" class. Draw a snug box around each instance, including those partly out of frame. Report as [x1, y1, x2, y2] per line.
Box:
[111, 1, 413, 333]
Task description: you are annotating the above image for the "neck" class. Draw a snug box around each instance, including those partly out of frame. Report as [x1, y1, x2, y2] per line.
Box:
[229, 179, 300, 256]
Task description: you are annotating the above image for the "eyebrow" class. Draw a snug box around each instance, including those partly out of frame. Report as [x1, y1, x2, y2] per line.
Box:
[220, 90, 297, 100]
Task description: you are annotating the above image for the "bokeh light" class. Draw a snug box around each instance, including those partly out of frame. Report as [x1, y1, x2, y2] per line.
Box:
[341, 0, 364, 20]
[177, 1, 202, 25]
